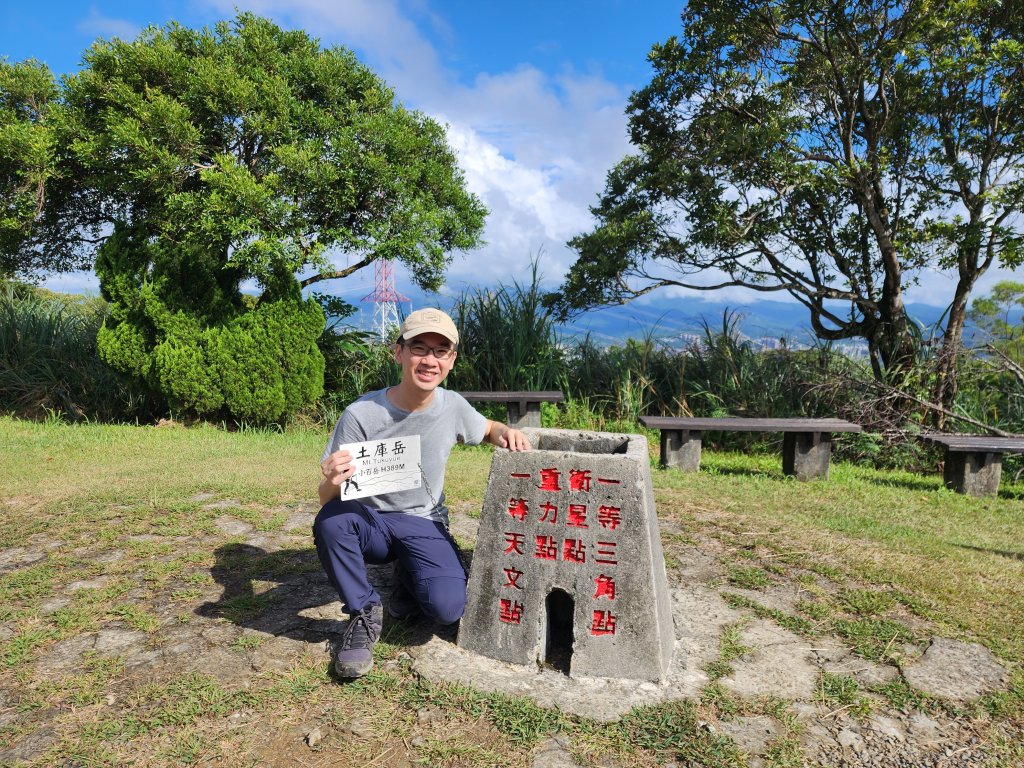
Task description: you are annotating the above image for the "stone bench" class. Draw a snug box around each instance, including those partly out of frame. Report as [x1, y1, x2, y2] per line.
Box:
[639, 416, 863, 481]
[919, 433, 1024, 497]
[459, 390, 565, 428]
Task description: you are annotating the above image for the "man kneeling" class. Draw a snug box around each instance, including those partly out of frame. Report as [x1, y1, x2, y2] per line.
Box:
[314, 308, 531, 678]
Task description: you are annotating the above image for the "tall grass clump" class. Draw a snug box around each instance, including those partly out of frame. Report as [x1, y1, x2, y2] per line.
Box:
[563, 329, 685, 424]
[0, 282, 152, 421]
[448, 262, 565, 392]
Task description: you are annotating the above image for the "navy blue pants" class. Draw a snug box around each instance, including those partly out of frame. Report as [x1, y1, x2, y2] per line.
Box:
[313, 498, 467, 624]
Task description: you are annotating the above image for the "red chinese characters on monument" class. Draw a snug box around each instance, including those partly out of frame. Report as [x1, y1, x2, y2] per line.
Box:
[539, 501, 558, 524]
[591, 609, 617, 635]
[500, 598, 524, 624]
[507, 498, 528, 521]
[594, 574, 616, 600]
[594, 540, 618, 565]
[566, 504, 588, 528]
[503, 567, 524, 589]
[563, 538, 586, 563]
[503, 532, 525, 555]
[597, 505, 622, 530]
[569, 469, 591, 492]
[497, 466, 625, 634]
[539, 468, 562, 491]
[534, 534, 558, 560]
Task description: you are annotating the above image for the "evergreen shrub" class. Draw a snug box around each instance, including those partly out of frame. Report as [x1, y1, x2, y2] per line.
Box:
[99, 297, 325, 423]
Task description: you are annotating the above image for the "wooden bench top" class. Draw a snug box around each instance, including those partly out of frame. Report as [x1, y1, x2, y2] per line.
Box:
[919, 434, 1024, 453]
[459, 390, 565, 404]
[640, 416, 862, 434]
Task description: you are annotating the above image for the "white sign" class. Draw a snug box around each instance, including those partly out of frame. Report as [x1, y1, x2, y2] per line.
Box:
[338, 435, 421, 501]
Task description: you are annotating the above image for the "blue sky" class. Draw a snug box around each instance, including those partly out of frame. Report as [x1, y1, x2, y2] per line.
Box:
[2, 0, 1017, 312]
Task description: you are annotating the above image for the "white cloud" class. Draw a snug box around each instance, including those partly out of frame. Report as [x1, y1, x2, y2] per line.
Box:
[76, 7, 141, 41]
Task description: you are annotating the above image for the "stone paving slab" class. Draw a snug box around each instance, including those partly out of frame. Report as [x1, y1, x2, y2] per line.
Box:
[900, 635, 1009, 702]
[721, 620, 820, 701]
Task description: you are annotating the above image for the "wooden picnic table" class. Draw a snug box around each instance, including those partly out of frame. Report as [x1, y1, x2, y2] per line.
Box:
[919, 433, 1024, 497]
[459, 390, 565, 429]
[640, 416, 863, 481]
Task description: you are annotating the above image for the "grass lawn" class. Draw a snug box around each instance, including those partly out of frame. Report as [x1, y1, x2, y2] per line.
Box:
[1, 416, 1022, 767]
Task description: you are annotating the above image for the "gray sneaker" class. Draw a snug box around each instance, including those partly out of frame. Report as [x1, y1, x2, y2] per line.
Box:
[334, 604, 383, 678]
[387, 561, 422, 620]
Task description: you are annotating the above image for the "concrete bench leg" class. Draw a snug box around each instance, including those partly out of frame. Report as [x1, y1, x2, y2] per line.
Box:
[506, 402, 542, 429]
[659, 429, 702, 471]
[944, 450, 1002, 497]
[782, 432, 831, 480]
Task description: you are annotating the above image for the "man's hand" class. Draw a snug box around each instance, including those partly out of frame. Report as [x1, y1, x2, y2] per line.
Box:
[487, 421, 531, 452]
[319, 449, 355, 504]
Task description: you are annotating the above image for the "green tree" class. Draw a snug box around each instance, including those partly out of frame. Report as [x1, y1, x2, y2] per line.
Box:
[969, 280, 1024, 386]
[3, 13, 487, 422]
[553, 0, 1024, 417]
[969, 281, 1024, 346]
[0, 59, 58, 277]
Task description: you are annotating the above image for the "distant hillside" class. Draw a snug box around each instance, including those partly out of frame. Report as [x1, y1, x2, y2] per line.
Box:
[558, 298, 952, 347]
[347, 288, 1011, 350]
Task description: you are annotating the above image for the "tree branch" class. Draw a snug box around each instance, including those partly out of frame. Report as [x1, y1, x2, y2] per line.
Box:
[299, 254, 375, 288]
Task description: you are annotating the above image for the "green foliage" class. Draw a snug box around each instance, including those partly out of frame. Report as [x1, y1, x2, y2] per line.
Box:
[97, 287, 325, 423]
[564, 328, 685, 422]
[817, 672, 873, 717]
[11, 12, 485, 292]
[553, 0, 1024, 399]
[682, 312, 847, 419]
[317, 327, 399, 421]
[964, 282, 1024, 438]
[839, 588, 897, 617]
[833, 617, 912, 662]
[0, 58, 58, 277]
[969, 281, 1024, 347]
[555, 309, 880, 458]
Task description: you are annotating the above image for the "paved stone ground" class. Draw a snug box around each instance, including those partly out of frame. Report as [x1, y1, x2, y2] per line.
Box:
[0, 497, 1017, 767]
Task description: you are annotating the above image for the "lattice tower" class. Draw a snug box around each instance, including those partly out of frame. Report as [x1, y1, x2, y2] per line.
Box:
[361, 258, 410, 342]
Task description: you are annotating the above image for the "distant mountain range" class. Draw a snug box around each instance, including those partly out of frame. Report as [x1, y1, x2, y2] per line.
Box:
[558, 297, 955, 347]
[353, 290, 976, 350]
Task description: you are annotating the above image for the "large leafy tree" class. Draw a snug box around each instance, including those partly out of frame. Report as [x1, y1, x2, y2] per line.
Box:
[20, 11, 486, 292]
[2, 13, 486, 421]
[554, 0, 1024, 414]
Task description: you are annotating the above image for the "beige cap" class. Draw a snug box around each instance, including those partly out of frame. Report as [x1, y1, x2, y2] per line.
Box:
[398, 308, 459, 345]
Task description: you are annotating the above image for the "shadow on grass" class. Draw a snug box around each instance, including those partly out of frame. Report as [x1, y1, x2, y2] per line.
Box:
[860, 474, 1024, 500]
[954, 543, 1024, 561]
[861, 475, 943, 493]
[996, 486, 1024, 501]
[196, 542, 443, 652]
[671, 464, 784, 480]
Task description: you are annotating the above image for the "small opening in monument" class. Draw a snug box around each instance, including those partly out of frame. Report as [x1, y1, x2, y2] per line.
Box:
[544, 589, 574, 676]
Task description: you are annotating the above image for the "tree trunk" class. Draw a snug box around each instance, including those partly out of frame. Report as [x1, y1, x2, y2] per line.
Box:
[931, 278, 975, 427]
[876, 278, 918, 380]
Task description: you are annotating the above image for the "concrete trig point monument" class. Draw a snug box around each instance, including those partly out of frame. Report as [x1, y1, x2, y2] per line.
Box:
[458, 428, 674, 682]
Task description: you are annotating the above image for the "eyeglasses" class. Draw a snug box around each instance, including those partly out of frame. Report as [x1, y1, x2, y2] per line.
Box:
[404, 341, 456, 360]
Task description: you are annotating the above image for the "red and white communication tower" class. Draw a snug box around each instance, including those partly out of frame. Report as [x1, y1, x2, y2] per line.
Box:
[361, 258, 410, 342]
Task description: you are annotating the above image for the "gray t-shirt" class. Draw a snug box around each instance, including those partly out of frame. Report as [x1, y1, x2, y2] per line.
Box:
[321, 387, 488, 524]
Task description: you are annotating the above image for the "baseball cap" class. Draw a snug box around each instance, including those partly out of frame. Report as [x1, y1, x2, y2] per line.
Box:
[398, 308, 459, 345]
